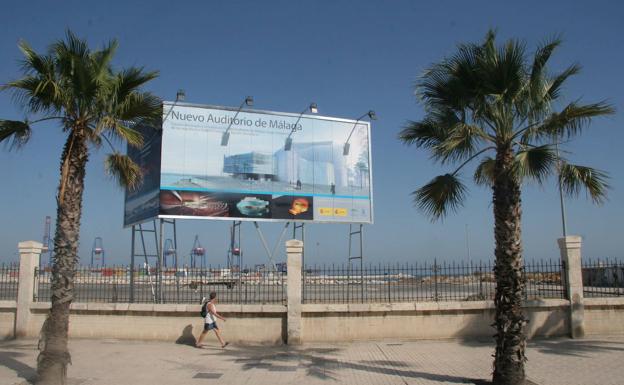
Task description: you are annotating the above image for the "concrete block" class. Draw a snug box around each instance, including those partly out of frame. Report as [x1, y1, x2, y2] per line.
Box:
[558, 235, 585, 338]
[15, 240, 43, 338]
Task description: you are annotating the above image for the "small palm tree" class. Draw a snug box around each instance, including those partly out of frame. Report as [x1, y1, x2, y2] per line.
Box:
[1, 31, 160, 385]
[399, 30, 613, 385]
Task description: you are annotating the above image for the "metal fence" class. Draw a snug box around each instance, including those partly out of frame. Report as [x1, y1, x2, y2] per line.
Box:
[303, 259, 566, 304]
[0, 262, 19, 300]
[582, 258, 624, 297]
[35, 266, 286, 304]
[25, 258, 624, 304]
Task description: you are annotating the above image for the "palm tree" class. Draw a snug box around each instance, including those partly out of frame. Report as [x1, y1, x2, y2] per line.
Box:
[0, 31, 160, 385]
[399, 30, 613, 385]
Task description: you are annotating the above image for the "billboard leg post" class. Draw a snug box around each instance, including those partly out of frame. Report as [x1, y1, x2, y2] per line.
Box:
[253, 221, 290, 272]
[348, 224, 364, 303]
[158, 218, 164, 304]
[170, 219, 179, 303]
[130, 226, 135, 303]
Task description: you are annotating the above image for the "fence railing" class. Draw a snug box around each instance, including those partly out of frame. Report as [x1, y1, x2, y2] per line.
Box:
[0, 262, 19, 300]
[303, 259, 566, 304]
[19, 258, 624, 304]
[34, 266, 286, 304]
[582, 258, 624, 297]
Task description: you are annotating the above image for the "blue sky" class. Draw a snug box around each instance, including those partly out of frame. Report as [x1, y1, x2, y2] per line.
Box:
[1, 0, 622, 266]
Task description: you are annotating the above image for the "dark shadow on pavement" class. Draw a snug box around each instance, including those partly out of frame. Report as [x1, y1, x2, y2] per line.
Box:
[175, 324, 197, 347]
[0, 350, 37, 383]
[529, 338, 624, 357]
[199, 344, 486, 383]
[358, 360, 411, 368]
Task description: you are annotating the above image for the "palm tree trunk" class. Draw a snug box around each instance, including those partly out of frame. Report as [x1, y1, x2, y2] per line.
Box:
[492, 145, 527, 385]
[37, 130, 88, 385]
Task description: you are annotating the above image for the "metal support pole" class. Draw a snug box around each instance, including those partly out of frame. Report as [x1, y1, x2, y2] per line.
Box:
[158, 218, 164, 303]
[172, 219, 179, 303]
[360, 224, 364, 302]
[253, 221, 290, 271]
[347, 224, 364, 303]
[556, 142, 568, 237]
[130, 225, 135, 303]
[433, 259, 439, 302]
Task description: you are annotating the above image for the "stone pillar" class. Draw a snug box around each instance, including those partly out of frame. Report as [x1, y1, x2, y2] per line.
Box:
[15, 240, 44, 338]
[286, 239, 303, 345]
[558, 236, 584, 338]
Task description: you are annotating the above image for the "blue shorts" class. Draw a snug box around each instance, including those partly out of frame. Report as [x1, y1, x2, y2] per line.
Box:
[204, 322, 218, 331]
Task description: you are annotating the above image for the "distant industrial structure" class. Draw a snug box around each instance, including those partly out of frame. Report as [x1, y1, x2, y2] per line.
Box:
[91, 237, 105, 266]
[163, 239, 177, 267]
[190, 235, 205, 268]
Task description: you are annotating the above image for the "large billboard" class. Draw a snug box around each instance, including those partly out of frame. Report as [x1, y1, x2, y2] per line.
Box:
[124, 102, 373, 225]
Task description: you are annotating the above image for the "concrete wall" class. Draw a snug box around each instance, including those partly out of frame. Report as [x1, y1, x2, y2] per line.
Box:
[0, 301, 16, 340]
[583, 298, 624, 336]
[301, 300, 569, 342]
[4, 298, 624, 344]
[26, 303, 286, 345]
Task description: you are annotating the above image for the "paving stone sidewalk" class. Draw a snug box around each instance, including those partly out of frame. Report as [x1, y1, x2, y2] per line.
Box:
[1, 336, 622, 385]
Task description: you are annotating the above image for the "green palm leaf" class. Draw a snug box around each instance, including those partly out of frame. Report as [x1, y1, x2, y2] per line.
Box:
[399, 119, 447, 148]
[529, 101, 615, 141]
[559, 163, 609, 204]
[514, 145, 558, 184]
[474, 157, 496, 186]
[546, 63, 581, 100]
[105, 153, 143, 191]
[414, 174, 467, 220]
[0, 119, 31, 149]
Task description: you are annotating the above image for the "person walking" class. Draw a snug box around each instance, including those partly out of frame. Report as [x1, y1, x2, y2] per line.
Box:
[196, 292, 229, 348]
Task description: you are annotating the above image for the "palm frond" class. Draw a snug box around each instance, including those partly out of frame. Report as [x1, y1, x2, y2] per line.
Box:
[0, 119, 32, 149]
[530, 36, 562, 85]
[559, 163, 609, 204]
[531, 101, 615, 140]
[474, 157, 496, 186]
[17, 40, 54, 76]
[114, 67, 159, 101]
[525, 36, 562, 116]
[514, 145, 558, 184]
[104, 153, 143, 191]
[114, 92, 161, 126]
[546, 63, 581, 100]
[413, 174, 467, 220]
[91, 39, 118, 82]
[5, 75, 62, 114]
[399, 119, 447, 148]
[434, 123, 487, 164]
[98, 117, 143, 148]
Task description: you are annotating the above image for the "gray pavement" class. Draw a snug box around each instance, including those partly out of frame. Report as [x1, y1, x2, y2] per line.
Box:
[1, 336, 623, 385]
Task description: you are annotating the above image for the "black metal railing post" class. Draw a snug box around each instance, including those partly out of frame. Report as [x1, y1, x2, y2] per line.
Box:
[433, 259, 439, 302]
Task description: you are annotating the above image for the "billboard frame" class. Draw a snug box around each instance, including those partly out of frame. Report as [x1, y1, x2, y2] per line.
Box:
[126, 101, 374, 226]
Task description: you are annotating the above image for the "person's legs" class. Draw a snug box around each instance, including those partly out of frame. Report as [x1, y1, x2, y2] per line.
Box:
[213, 328, 227, 347]
[196, 326, 208, 347]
